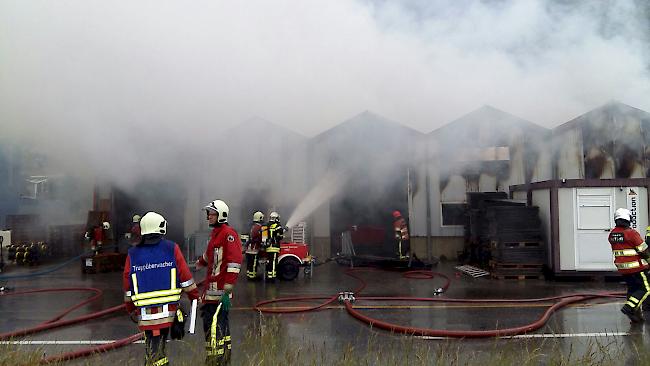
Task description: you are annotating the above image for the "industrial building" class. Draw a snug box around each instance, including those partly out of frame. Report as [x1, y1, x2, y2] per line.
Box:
[3, 101, 650, 365]
[3, 102, 650, 277]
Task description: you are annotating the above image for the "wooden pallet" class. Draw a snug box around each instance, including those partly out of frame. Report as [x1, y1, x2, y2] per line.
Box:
[455, 265, 490, 278]
[492, 274, 544, 280]
[490, 261, 543, 269]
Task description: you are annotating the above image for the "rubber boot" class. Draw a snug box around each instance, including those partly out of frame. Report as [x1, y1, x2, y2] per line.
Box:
[622, 305, 644, 323]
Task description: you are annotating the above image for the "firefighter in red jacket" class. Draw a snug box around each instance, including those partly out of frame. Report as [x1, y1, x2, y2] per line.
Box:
[392, 210, 410, 259]
[196, 199, 243, 365]
[85, 222, 110, 255]
[126, 214, 142, 246]
[123, 211, 199, 366]
[608, 208, 650, 323]
[245, 211, 264, 279]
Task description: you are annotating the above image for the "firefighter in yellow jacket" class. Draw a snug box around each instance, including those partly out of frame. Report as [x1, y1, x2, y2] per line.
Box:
[262, 211, 284, 280]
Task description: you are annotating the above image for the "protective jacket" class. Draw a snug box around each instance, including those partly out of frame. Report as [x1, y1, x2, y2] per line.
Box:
[263, 222, 284, 247]
[608, 226, 649, 275]
[197, 224, 243, 302]
[129, 223, 141, 245]
[246, 223, 263, 254]
[393, 217, 409, 241]
[123, 239, 198, 330]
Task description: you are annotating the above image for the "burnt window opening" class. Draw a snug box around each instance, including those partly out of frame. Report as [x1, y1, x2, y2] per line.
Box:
[441, 203, 467, 226]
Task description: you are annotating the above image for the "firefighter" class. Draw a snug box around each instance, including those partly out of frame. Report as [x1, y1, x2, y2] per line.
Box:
[392, 210, 410, 259]
[85, 222, 109, 255]
[245, 211, 264, 280]
[195, 199, 243, 365]
[263, 211, 284, 280]
[126, 214, 142, 246]
[123, 211, 199, 366]
[608, 208, 650, 323]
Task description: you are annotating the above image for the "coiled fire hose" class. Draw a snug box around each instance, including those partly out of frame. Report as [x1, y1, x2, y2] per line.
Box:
[255, 268, 625, 338]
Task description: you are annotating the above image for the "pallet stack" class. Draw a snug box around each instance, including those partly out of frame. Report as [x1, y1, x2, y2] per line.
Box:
[48, 224, 86, 258]
[487, 206, 545, 279]
[5, 215, 46, 243]
[464, 192, 525, 266]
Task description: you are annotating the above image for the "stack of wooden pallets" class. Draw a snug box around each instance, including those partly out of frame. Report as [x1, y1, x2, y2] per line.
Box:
[487, 206, 545, 279]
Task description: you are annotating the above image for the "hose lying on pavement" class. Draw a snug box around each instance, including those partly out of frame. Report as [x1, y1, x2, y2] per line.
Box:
[0, 287, 141, 364]
[255, 268, 625, 338]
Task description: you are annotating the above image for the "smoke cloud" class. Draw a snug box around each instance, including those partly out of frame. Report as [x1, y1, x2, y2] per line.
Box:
[0, 0, 648, 234]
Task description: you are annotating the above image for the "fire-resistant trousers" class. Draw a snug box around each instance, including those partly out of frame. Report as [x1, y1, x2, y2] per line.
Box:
[201, 303, 231, 365]
[246, 252, 258, 279]
[396, 239, 410, 259]
[265, 246, 280, 279]
[144, 328, 169, 366]
[623, 270, 650, 312]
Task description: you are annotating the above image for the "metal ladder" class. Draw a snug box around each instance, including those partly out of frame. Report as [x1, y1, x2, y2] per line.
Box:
[291, 222, 307, 243]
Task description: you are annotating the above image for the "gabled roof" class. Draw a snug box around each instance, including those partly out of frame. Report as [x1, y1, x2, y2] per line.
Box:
[553, 101, 650, 134]
[312, 111, 423, 144]
[227, 116, 306, 141]
[429, 105, 549, 146]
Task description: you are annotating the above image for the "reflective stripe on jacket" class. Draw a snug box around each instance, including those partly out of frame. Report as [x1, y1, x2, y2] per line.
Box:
[393, 217, 409, 240]
[609, 226, 648, 275]
[200, 224, 243, 303]
[128, 239, 181, 307]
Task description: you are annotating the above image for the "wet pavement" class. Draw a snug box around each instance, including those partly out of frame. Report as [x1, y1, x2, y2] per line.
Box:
[1, 257, 649, 365]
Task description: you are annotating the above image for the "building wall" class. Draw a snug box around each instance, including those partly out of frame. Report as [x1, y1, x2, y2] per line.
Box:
[531, 189, 552, 265]
[408, 139, 429, 238]
[554, 128, 585, 180]
[311, 236, 331, 260]
[557, 188, 577, 270]
[411, 236, 464, 260]
[531, 148, 553, 182]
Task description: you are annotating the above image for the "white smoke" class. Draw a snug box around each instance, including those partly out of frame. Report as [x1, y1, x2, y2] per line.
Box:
[0, 0, 648, 232]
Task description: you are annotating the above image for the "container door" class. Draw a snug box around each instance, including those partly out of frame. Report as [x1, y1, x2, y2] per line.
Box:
[574, 189, 616, 270]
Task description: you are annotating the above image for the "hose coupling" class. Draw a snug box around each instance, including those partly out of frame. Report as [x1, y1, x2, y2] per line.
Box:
[338, 291, 356, 303]
[433, 287, 445, 296]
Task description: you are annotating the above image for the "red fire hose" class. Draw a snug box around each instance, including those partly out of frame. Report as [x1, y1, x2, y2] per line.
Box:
[0, 287, 141, 364]
[255, 268, 625, 338]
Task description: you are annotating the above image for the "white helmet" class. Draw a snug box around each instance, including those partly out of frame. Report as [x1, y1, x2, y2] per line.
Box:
[614, 208, 632, 222]
[269, 211, 280, 223]
[132, 214, 141, 223]
[140, 212, 167, 235]
[205, 199, 229, 223]
[102, 222, 110, 230]
[253, 211, 264, 223]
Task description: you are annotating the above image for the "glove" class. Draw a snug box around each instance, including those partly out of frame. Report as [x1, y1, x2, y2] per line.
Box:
[220, 284, 233, 311]
[220, 293, 231, 312]
[640, 250, 650, 260]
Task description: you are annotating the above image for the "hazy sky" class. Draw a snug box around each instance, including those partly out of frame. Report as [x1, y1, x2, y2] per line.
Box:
[1, 0, 648, 140]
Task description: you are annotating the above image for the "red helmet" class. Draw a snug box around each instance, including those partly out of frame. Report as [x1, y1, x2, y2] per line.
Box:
[392, 210, 401, 218]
